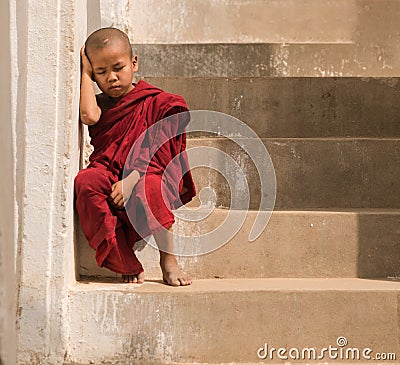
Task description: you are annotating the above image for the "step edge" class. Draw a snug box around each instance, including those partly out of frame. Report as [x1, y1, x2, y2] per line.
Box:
[70, 278, 400, 295]
[183, 207, 400, 214]
[187, 136, 400, 142]
[140, 75, 400, 80]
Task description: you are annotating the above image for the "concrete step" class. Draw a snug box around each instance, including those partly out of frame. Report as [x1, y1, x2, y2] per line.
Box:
[66, 363, 400, 365]
[77, 209, 400, 280]
[186, 138, 400, 209]
[67, 278, 400, 364]
[141, 77, 400, 138]
[66, 363, 306, 365]
[135, 43, 400, 78]
[124, 0, 357, 44]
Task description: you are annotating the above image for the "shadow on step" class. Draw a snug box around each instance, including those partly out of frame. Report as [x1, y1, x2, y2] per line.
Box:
[357, 212, 400, 279]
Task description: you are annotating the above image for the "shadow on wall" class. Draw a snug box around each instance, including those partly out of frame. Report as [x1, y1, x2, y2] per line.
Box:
[0, 0, 16, 363]
[358, 213, 400, 279]
[87, 0, 101, 34]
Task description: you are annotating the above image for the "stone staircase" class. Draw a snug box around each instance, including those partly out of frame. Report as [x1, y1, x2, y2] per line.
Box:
[71, 2, 400, 364]
[73, 72, 400, 365]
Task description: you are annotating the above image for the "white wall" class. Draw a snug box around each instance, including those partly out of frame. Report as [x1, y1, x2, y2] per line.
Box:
[0, 1, 87, 364]
[0, 0, 17, 364]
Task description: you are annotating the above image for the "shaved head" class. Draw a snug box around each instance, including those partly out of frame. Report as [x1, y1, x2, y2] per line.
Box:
[85, 27, 133, 59]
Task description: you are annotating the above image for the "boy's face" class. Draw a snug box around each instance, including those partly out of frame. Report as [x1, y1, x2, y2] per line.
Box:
[88, 40, 138, 99]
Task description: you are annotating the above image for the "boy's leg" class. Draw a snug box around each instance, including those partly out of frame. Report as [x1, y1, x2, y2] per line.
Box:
[99, 226, 145, 283]
[131, 173, 192, 286]
[75, 167, 144, 280]
[153, 226, 192, 286]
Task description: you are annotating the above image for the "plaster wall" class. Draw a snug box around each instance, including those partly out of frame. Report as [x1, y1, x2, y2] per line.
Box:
[0, 1, 17, 364]
[0, 0, 87, 364]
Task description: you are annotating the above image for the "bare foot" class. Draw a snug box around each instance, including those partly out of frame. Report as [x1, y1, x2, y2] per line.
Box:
[160, 252, 192, 286]
[121, 271, 145, 284]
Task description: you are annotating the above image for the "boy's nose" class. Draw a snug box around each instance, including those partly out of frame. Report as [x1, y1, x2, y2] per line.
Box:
[108, 72, 118, 82]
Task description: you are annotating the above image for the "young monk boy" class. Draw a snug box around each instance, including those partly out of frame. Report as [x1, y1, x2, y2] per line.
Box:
[75, 27, 196, 286]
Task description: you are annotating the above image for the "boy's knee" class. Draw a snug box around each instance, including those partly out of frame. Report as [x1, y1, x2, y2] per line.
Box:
[75, 169, 93, 189]
[74, 168, 112, 195]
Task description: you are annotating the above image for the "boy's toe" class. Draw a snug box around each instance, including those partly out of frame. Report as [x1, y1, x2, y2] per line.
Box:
[163, 276, 180, 286]
[122, 273, 145, 284]
[171, 278, 181, 286]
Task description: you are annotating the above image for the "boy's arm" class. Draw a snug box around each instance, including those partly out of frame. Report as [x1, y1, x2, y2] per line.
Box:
[80, 45, 102, 125]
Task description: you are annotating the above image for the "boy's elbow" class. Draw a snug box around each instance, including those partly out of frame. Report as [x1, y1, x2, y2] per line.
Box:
[80, 111, 101, 126]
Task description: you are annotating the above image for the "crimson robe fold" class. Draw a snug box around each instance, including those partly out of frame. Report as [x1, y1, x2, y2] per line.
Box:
[74, 80, 196, 275]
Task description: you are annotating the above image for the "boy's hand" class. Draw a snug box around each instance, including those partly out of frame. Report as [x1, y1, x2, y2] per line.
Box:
[108, 181, 127, 209]
[108, 171, 141, 209]
[80, 45, 93, 79]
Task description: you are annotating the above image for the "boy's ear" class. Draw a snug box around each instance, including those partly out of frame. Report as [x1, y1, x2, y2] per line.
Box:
[132, 55, 139, 72]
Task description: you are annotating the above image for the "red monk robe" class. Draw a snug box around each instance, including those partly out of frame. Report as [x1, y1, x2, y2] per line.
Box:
[74, 80, 196, 275]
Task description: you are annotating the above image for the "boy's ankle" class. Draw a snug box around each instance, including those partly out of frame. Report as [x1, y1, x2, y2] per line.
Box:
[159, 250, 177, 262]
